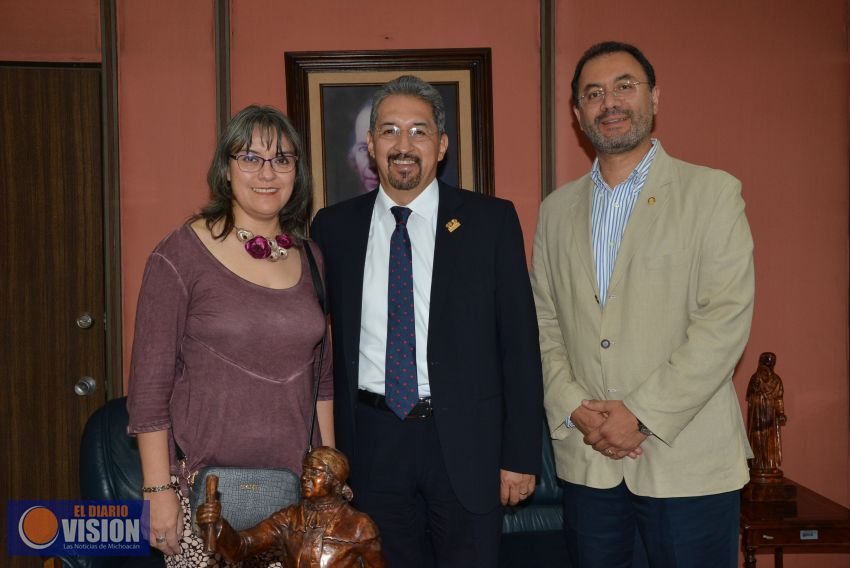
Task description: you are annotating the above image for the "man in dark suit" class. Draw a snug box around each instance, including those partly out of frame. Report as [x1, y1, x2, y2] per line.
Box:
[311, 75, 543, 567]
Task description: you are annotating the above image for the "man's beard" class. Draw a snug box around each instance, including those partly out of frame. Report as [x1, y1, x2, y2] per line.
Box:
[386, 152, 421, 190]
[583, 107, 653, 155]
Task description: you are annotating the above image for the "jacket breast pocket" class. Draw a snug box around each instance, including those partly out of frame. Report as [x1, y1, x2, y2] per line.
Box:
[644, 248, 693, 271]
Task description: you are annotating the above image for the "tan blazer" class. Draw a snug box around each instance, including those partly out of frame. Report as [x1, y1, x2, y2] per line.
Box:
[531, 143, 754, 498]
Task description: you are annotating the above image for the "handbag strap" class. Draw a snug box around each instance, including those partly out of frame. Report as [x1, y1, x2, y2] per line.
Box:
[302, 239, 327, 315]
[301, 240, 328, 453]
[175, 239, 329, 462]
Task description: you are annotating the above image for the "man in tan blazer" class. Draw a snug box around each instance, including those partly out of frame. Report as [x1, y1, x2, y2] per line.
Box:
[531, 41, 754, 567]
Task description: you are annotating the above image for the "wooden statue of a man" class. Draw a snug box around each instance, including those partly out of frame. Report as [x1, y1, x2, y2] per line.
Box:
[746, 352, 787, 480]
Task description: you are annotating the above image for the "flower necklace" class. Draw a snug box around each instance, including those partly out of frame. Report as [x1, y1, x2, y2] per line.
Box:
[234, 227, 293, 262]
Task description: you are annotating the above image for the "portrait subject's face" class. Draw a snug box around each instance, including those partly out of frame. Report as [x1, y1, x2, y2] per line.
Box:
[348, 104, 378, 192]
[367, 94, 448, 199]
[573, 51, 659, 155]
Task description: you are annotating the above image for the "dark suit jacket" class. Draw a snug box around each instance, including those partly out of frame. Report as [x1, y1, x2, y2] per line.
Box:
[311, 183, 543, 514]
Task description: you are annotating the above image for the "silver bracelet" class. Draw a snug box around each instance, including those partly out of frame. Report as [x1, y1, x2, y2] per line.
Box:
[142, 482, 177, 493]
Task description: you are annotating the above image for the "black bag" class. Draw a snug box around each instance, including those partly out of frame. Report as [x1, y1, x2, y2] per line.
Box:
[183, 241, 328, 533]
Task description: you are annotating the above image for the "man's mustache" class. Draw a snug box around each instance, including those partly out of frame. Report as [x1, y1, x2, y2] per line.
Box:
[387, 152, 421, 164]
[595, 108, 632, 125]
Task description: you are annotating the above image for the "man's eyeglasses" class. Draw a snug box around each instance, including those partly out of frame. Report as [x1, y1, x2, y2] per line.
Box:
[374, 125, 434, 141]
[230, 153, 298, 173]
[577, 80, 648, 108]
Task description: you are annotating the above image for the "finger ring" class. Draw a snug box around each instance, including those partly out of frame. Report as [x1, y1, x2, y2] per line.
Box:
[156, 535, 166, 544]
[605, 448, 614, 456]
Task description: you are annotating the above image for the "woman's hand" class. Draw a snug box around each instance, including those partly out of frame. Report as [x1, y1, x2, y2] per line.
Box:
[137, 430, 183, 555]
[146, 488, 184, 556]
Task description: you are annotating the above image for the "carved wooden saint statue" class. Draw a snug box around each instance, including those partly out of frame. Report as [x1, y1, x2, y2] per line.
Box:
[196, 447, 386, 567]
[746, 352, 787, 481]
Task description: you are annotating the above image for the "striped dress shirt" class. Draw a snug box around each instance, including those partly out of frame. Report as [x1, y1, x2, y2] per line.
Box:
[591, 140, 658, 307]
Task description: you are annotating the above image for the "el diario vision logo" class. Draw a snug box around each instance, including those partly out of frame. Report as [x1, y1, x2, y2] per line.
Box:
[7, 500, 150, 557]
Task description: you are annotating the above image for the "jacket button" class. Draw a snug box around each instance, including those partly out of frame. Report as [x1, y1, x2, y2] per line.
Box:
[601, 339, 611, 349]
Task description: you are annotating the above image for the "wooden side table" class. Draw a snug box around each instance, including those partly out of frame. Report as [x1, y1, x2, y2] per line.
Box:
[740, 478, 850, 567]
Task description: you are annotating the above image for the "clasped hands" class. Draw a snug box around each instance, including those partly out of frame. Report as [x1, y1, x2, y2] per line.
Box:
[572, 400, 647, 460]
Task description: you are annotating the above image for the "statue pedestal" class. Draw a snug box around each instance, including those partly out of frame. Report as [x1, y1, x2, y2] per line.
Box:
[743, 471, 797, 502]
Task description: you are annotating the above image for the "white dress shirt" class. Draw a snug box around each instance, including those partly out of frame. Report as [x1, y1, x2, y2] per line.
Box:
[358, 180, 438, 397]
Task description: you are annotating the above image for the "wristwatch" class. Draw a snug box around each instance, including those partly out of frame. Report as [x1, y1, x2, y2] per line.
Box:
[636, 419, 653, 437]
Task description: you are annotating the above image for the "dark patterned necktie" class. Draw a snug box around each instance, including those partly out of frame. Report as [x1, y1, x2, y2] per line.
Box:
[385, 206, 418, 419]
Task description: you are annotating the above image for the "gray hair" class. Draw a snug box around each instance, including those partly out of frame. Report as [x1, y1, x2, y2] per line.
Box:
[370, 75, 446, 136]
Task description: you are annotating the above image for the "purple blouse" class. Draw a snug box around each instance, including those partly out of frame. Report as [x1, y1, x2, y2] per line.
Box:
[127, 224, 332, 478]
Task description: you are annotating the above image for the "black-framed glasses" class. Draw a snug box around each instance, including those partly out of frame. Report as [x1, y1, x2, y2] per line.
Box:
[230, 153, 298, 173]
[578, 80, 648, 108]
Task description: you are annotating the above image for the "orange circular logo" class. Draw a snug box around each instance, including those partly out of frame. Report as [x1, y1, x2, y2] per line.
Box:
[18, 506, 59, 549]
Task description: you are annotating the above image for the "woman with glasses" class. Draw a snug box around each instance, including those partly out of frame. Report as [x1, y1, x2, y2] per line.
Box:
[127, 105, 333, 567]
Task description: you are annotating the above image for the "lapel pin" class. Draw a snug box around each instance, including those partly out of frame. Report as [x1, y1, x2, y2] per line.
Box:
[446, 219, 461, 233]
[647, 196, 656, 205]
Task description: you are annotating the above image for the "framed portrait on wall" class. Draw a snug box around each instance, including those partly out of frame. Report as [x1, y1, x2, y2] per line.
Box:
[284, 48, 494, 211]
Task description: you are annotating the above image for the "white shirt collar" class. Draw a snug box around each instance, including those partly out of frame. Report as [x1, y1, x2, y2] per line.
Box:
[375, 178, 440, 223]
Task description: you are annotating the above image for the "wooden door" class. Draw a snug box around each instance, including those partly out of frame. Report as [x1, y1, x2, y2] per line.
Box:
[0, 65, 107, 566]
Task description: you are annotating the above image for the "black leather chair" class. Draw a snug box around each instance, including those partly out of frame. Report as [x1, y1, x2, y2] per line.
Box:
[54, 396, 164, 568]
[499, 422, 570, 567]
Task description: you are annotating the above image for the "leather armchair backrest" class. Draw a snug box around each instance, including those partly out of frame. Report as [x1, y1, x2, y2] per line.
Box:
[79, 397, 144, 501]
[59, 398, 164, 567]
[502, 421, 564, 534]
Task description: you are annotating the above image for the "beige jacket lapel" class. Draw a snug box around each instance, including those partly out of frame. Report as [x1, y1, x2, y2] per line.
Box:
[607, 144, 673, 296]
[570, 176, 599, 299]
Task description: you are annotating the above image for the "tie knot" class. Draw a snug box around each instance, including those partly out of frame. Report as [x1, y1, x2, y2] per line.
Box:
[391, 206, 413, 226]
